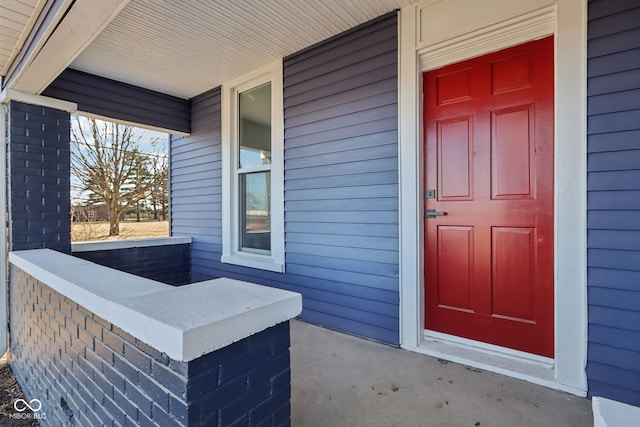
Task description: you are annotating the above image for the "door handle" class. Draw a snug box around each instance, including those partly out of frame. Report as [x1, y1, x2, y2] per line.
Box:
[426, 209, 446, 219]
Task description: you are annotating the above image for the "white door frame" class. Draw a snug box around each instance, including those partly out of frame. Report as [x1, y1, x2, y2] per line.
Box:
[398, 0, 587, 395]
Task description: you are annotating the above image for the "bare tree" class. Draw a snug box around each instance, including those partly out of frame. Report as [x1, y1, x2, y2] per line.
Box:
[148, 139, 169, 221]
[71, 117, 155, 236]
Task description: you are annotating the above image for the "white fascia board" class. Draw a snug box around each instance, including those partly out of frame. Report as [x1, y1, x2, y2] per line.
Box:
[8, 0, 130, 95]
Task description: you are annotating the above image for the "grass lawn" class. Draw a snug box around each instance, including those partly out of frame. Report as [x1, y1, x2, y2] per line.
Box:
[71, 220, 169, 242]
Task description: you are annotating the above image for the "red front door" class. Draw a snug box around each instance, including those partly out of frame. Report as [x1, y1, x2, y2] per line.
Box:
[423, 37, 554, 357]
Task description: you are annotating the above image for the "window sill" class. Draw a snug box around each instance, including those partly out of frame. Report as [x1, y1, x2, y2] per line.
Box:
[221, 253, 285, 273]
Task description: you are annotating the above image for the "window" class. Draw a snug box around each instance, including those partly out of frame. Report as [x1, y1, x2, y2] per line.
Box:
[221, 60, 284, 272]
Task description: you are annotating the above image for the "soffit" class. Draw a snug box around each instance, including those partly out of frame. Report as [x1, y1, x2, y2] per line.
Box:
[0, 0, 46, 76]
[70, 0, 416, 99]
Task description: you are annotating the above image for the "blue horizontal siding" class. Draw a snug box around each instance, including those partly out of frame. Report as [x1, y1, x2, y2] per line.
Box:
[589, 287, 640, 313]
[171, 13, 400, 345]
[588, 210, 640, 231]
[588, 380, 640, 407]
[43, 69, 190, 133]
[588, 170, 640, 190]
[588, 89, 640, 115]
[588, 249, 640, 272]
[589, 28, 640, 58]
[588, 7, 640, 39]
[589, 267, 640, 291]
[588, 69, 640, 96]
[589, 230, 640, 251]
[588, 190, 640, 210]
[170, 87, 223, 282]
[588, 366, 640, 401]
[587, 0, 640, 406]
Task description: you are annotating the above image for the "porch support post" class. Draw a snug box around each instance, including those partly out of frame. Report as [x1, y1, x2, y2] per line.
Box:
[5, 99, 74, 253]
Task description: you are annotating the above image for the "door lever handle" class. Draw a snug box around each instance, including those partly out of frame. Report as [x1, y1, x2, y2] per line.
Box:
[426, 209, 446, 219]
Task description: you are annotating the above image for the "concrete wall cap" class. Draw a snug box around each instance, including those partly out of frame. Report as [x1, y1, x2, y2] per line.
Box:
[9, 249, 302, 361]
[71, 236, 192, 252]
[593, 397, 640, 427]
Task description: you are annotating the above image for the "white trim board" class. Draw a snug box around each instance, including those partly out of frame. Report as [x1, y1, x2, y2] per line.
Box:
[398, 0, 587, 395]
[0, 88, 77, 112]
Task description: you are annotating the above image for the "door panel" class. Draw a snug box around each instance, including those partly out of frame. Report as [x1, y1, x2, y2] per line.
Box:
[491, 106, 534, 199]
[424, 36, 554, 357]
[438, 117, 473, 200]
[491, 227, 535, 321]
[437, 226, 474, 310]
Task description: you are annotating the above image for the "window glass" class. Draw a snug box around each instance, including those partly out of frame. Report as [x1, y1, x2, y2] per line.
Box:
[240, 171, 271, 252]
[238, 83, 271, 169]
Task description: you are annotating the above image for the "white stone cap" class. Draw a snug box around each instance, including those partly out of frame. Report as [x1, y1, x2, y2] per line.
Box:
[71, 236, 191, 252]
[9, 249, 302, 362]
[593, 397, 640, 427]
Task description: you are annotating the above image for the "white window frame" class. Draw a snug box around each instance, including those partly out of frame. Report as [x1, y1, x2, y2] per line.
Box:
[221, 60, 285, 273]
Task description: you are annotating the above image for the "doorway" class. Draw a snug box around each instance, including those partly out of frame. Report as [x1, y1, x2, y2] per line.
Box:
[423, 37, 554, 357]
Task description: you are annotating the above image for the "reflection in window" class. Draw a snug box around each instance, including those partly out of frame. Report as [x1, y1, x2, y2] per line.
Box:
[239, 83, 271, 168]
[240, 172, 271, 252]
[237, 83, 272, 254]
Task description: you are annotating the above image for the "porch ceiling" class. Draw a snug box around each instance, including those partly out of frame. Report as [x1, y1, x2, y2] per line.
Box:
[0, 0, 46, 76]
[69, 0, 417, 99]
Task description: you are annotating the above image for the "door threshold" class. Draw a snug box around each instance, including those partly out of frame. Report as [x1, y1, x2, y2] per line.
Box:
[401, 330, 575, 394]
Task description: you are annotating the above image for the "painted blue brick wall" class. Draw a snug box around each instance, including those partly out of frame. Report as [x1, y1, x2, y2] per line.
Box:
[186, 321, 292, 426]
[10, 264, 291, 426]
[171, 13, 399, 345]
[73, 243, 191, 285]
[7, 101, 71, 253]
[587, 0, 640, 406]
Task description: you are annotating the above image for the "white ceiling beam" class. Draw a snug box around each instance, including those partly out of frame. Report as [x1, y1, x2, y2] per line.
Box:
[7, 0, 130, 95]
[0, 88, 77, 112]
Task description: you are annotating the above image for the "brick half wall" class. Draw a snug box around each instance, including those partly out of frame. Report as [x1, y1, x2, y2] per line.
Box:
[9, 264, 292, 426]
[73, 242, 191, 286]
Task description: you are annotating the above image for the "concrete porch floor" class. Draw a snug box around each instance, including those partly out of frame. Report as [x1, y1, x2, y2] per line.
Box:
[290, 320, 593, 427]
